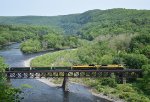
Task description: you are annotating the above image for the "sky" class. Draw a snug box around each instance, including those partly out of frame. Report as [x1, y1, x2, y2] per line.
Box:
[0, 0, 149, 16]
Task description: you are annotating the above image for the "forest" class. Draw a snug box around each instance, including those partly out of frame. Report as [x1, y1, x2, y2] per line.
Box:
[0, 8, 150, 102]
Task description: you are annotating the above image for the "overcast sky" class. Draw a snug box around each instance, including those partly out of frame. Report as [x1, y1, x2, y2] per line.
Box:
[0, 0, 149, 16]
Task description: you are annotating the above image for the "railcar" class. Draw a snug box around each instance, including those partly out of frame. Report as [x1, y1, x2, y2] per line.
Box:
[7, 64, 124, 71]
[72, 64, 124, 70]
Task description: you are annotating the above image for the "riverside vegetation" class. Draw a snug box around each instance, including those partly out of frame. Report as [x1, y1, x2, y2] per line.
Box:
[0, 8, 150, 101]
[0, 57, 21, 102]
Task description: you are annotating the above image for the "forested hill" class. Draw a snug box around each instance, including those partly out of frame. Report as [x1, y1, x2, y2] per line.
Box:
[0, 8, 150, 101]
[0, 8, 149, 36]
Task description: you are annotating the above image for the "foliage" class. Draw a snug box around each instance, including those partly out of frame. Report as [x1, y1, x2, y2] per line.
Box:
[139, 65, 150, 95]
[77, 42, 114, 64]
[20, 39, 42, 53]
[116, 84, 150, 102]
[140, 45, 150, 59]
[0, 57, 8, 72]
[0, 24, 81, 53]
[0, 25, 58, 46]
[122, 54, 149, 69]
[101, 74, 117, 88]
[0, 9, 149, 37]
[0, 82, 21, 102]
[129, 34, 150, 53]
[0, 57, 21, 102]
[1, 8, 150, 101]
[78, 78, 150, 102]
[31, 50, 79, 67]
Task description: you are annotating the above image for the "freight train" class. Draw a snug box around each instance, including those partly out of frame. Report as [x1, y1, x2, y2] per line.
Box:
[8, 64, 124, 71]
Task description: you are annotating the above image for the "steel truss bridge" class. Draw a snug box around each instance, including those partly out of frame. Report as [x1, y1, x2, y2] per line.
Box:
[4, 67, 142, 91]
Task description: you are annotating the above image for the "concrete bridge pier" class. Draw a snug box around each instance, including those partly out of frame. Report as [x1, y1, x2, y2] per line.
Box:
[121, 73, 126, 84]
[62, 72, 69, 91]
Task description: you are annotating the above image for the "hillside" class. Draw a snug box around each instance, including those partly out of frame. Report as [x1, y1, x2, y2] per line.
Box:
[0, 8, 150, 102]
[28, 8, 150, 102]
[0, 8, 149, 36]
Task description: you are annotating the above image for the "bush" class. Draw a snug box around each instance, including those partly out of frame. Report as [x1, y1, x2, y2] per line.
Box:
[113, 56, 124, 64]
[140, 65, 150, 95]
[101, 55, 113, 65]
[130, 34, 150, 52]
[101, 74, 117, 88]
[20, 39, 42, 53]
[0, 57, 21, 101]
[140, 45, 150, 59]
[123, 54, 148, 69]
[116, 84, 134, 92]
[0, 83, 21, 102]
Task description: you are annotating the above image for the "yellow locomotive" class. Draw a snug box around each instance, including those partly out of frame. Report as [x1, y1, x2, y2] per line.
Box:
[72, 64, 124, 70]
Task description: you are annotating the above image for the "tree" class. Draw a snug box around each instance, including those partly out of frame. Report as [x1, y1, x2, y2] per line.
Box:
[140, 45, 150, 59]
[0, 57, 21, 102]
[129, 34, 150, 52]
[20, 39, 42, 53]
[140, 65, 150, 95]
[123, 54, 148, 69]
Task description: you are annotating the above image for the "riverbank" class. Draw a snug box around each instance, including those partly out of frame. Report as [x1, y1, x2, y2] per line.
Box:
[29, 49, 150, 102]
[51, 78, 124, 102]
[26, 51, 124, 102]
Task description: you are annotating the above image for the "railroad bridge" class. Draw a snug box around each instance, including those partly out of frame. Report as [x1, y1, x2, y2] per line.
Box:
[5, 67, 142, 91]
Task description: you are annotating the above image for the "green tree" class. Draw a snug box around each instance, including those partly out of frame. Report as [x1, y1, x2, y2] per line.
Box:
[140, 45, 150, 59]
[140, 65, 150, 95]
[101, 73, 117, 87]
[123, 54, 149, 69]
[20, 39, 42, 53]
[0, 57, 21, 102]
[130, 34, 150, 52]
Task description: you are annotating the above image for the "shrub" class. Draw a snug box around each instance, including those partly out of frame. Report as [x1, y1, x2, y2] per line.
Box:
[130, 34, 150, 52]
[140, 45, 150, 59]
[101, 55, 113, 65]
[20, 39, 42, 53]
[101, 77, 117, 88]
[140, 65, 150, 95]
[123, 54, 148, 69]
[0, 57, 21, 101]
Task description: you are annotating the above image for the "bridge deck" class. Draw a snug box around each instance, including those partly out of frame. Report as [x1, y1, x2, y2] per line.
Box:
[5, 69, 142, 79]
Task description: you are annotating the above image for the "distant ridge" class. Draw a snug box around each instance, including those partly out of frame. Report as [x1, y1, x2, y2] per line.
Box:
[0, 8, 149, 35]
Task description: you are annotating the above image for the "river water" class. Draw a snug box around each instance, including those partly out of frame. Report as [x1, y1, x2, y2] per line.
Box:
[0, 43, 111, 102]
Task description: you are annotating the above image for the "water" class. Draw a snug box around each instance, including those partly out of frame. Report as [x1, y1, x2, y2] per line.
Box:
[0, 43, 50, 67]
[0, 43, 111, 102]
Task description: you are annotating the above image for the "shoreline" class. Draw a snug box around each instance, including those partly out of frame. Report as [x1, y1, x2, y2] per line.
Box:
[23, 53, 123, 102]
[24, 57, 34, 67]
[70, 81, 124, 102]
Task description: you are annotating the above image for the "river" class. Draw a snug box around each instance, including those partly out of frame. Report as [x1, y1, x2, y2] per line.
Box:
[0, 43, 112, 102]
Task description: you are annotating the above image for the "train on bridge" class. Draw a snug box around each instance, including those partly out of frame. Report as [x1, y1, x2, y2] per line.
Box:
[72, 64, 124, 70]
[7, 64, 124, 71]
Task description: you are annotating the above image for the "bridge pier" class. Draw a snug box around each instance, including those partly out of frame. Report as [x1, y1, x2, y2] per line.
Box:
[121, 77, 126, 84]
[62, 72, 69, 91]
[6, 73, 11, 83]
[121, 73, 126, 84]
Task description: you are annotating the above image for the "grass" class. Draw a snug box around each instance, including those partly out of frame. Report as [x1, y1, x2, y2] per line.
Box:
[31, 49, 79, 67]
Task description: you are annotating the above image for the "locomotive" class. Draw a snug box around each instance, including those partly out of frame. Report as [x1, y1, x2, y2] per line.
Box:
[72, 64, 124, 70]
